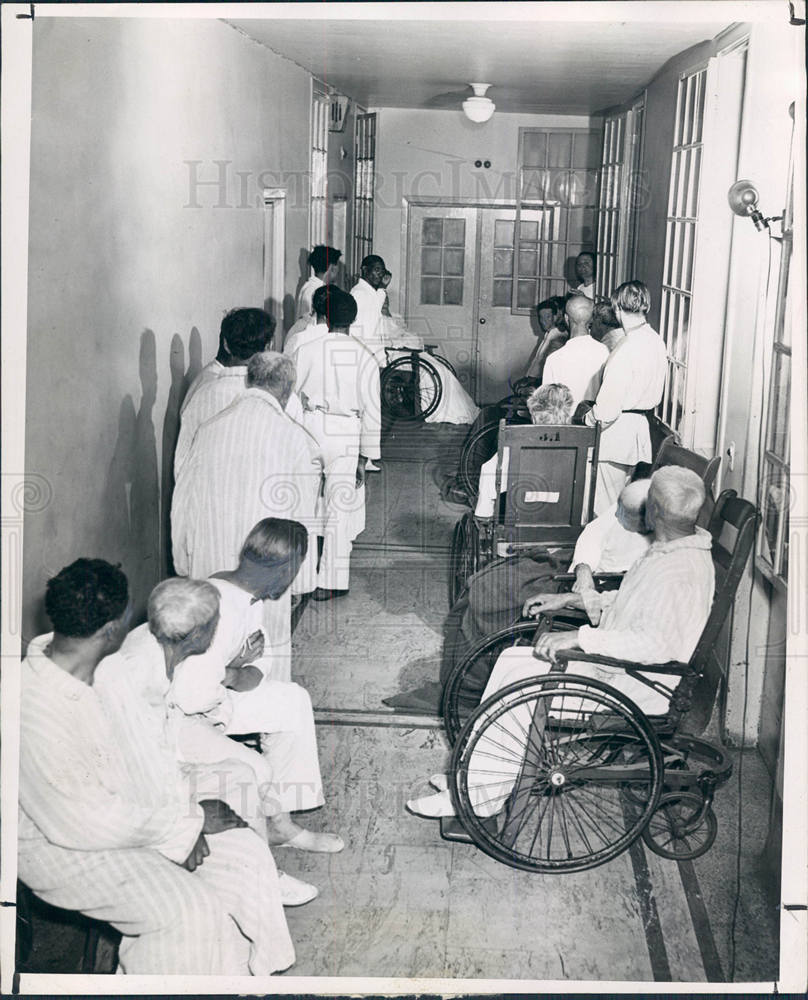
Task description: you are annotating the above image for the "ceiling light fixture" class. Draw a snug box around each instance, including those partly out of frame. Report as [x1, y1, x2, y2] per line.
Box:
[462, 83, 495, 124]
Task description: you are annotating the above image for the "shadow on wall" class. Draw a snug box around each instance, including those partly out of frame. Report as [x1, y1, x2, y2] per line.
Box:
[100, 329, 161, 626]
[161, 328, 203, 577]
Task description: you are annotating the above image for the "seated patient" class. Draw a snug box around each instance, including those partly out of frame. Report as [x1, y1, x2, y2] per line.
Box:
[411, 466, 714, 817]
[445, 477, 653, 678]
[19, 559, 295, 975]
[169, 517, 344, 854]
[474, 383, 574, 519]
[517, 295, 568, 389]
[100, 525, 343, 863]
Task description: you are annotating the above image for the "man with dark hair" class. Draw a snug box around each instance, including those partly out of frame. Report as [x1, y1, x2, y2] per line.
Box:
[284, 284, 330, 360]
[573, 251, 596, 299]
[169, 517, 344, 853]
[172, 351, 322, 680]
[175, 307, 276, 476]
[290, 286, 381, 598]
[19, 559, 296, 974]
[296, 245, 341, 321]
[521, 295, 568, 383]
[589, 301, 625, 353]
[349, 253, 388, 365]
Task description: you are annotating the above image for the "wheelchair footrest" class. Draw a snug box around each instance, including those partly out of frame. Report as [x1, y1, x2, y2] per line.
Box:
[439, 817, 474, 844]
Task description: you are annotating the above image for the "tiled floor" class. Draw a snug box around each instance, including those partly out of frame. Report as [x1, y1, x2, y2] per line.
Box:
[285, 421, 782, 984]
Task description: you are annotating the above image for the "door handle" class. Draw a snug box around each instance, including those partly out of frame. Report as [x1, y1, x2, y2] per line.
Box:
[479, 317, 486, 324]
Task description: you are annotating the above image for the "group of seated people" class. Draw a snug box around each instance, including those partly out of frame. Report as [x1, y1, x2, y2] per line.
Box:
[19, 518, 341, 975]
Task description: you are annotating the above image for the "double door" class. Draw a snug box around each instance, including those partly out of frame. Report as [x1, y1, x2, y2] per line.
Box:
[405, 204, 539, 404]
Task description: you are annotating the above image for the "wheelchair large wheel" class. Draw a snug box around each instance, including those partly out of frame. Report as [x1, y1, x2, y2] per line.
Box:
[458, 419, 500, 498]
[448, 513, 481, 606]
[381, 354, 443, 422]
[449, 674, 664, 873]
[442, 620, 541, 744]
[430, 353, 457, 377]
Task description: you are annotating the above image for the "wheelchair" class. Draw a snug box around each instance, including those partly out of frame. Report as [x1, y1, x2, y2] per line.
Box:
[437, 489, 756, 873]
[449, 420, 600, 605]
[379, 343, 456, 423]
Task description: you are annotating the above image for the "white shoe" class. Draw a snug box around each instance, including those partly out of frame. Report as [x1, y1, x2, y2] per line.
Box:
[279, 829, 345, 853]
[406, 789, 455, 818]
[278, 871, 319, 906]
[429, 773, 448, 792]
[365, 460, 381, 472]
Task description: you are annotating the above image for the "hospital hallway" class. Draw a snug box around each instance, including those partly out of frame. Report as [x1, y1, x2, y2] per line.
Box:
[279, 419, 782, 983]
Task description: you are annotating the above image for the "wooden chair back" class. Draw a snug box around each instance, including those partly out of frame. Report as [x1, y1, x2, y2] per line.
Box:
[671, 489, 757, 732]
[493, 421, 600, 549]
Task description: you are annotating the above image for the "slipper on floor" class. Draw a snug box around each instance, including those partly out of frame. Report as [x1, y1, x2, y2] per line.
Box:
[381, 682, 442, 715]
[279, 829, 345, 853]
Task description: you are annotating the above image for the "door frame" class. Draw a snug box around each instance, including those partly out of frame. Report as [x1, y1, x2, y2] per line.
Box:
[402, 196, 519, 400]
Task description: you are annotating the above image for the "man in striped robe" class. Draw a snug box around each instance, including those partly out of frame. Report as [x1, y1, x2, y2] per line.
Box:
[171, 352, 322, 681]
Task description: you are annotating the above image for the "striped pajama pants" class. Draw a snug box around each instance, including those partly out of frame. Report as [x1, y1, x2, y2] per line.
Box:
[18, 827, 294, 975]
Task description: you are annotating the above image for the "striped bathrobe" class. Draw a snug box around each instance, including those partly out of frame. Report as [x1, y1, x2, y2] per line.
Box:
[18, 635, 295, 975]
[171, 387, 322, 680]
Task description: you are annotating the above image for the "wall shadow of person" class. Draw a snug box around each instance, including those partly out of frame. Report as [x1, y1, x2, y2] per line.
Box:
[161, 331, 198, 578]
[128, 329, 161, 619]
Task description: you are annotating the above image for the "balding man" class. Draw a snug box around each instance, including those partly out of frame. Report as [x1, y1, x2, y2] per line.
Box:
[409, 466, 715, 817]
[583, 281, 668, 514]
[349, 254, 388, 366]
[541, 294, 608, 409]
[573, 251, 596, 299]
[171, 351, 321, 679]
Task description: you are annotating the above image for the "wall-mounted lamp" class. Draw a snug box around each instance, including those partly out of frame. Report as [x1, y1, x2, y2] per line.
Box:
[463, 83, 495, 124]
[727, 179, 774, 231]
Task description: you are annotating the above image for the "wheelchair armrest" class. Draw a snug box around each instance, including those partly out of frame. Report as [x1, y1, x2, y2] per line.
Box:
[553, 648, 690, 676]
[534, 612, 583, 632]
[552, 572, 625, 590]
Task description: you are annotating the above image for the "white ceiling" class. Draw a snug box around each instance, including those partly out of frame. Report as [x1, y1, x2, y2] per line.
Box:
[227, 16, 731, 115]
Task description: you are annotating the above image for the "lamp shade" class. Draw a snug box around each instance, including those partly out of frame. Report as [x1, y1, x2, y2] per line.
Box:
[462, 96, 495, 123]
[727, 179, 760, 217]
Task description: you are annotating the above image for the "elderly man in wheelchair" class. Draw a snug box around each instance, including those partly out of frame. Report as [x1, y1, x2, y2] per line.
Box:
[409, 466, 756, 872]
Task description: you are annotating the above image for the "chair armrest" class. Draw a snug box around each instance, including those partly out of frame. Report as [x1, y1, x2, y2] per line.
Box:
[554, 648, 690, 676]
[552, 572, 625, 589]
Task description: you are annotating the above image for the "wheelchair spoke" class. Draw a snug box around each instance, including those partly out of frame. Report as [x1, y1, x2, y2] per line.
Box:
[564, 786, 627, 840]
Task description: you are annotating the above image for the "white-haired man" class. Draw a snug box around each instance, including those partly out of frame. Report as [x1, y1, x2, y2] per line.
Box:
[409, 466, 715, 816]
[20, 559, 296, 975]
[171, 351, 321, 680]
[474, 383, 575, 520]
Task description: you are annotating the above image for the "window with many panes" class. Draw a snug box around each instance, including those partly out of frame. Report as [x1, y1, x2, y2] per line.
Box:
[758, 137, 794, 587]
[658, 68, 707, 434]
[309, 82, 329, 248]
[352, 111, 376, 281]
[509, 128, 600, 310]
[596, 97, 645, 298]
[419, 217, 466, 305]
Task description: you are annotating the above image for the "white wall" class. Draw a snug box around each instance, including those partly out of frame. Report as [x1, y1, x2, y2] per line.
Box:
[23, 17, 312, 639]
[372, 108, 595, 314]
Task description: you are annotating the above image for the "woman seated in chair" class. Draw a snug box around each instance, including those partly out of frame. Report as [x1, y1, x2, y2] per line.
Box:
[474, 383, 574, 520]
[411, 466, 714, 817]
